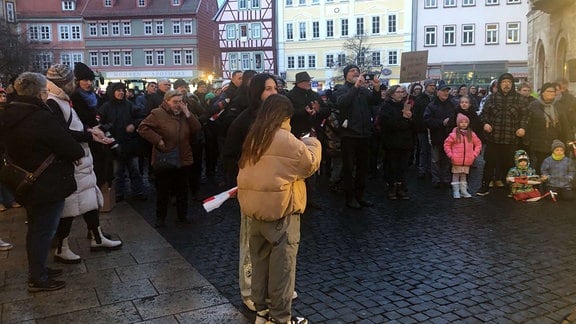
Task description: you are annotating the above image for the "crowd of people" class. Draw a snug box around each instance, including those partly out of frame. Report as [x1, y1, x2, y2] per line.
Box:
[1, 61, 575, 324]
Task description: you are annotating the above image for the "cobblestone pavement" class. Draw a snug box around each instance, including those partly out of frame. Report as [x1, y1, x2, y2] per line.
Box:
[129, 168, 576, 323]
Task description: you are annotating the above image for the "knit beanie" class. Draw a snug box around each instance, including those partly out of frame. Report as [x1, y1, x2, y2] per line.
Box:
[551, 139, 565, 152]
[343, 64, 359, 79]
[497, 73, 514, 84]
[456, 113, 469, 124]
[46, 64, 74, 88]
[74, 62, 95, 81]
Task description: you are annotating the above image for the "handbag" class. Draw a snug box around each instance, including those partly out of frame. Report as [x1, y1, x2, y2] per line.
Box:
[0, 154, 55, 200]
[152, 148, 180, 172]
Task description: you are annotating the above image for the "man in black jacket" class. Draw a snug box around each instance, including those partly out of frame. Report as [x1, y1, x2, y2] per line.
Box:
[333, 65, 383, 209]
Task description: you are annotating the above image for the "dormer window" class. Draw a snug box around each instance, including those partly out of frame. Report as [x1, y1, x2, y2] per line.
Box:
[137, 0, 146, 7]
[62, 0, 75, 11]
[172, 0, 181, 5]
[104, 0, 112, 7]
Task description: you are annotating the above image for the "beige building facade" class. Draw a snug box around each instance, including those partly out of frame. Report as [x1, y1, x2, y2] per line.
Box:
[277, 0, 412, 89]
[527, 0, 575, 92]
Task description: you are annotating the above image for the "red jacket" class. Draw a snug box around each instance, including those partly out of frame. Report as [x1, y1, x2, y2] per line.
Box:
[443, 128, 482, 167]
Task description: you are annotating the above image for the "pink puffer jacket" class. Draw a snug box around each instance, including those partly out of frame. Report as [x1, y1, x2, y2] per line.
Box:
[443, 128, 482, 167]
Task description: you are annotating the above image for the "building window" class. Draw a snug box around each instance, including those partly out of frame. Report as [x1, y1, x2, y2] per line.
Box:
[388, 50, 398, 65]
[229, 53, 238, 70]
[462, 0, 475, 6]
[101, 51, 110, 66]
[89, 52, 98, 66]
[337, 53, 346, 66]
[111, 22, 120, 36]
[172, 0, 180, 5]
[173, 20, 181, 34]
[238, 0, 247, 9]
[184, 49, 193, 65]
[372, 52, 380, 66]
[425, 26, 437, 46]
[443, 25, 456, 46]
[485, 23, 498, 44]
[100, 22, 109, 36]
[507, 0, 520, 3]
[137, 0, 146, 7]
[462, 24, 475, 45]
[252, 23, 261, 39]
[112, 51, 121, 66]
[388, 14, 397, 33]
[372, 16, 380, 34]
[326, 20, 334, 38]
[312, 21, 319, 38]
[241, 53, 250, 70]
[32, 52, 53, 71]
[173, 50, 182, 65]
[226, 25, 236, 39]
[59, 25, 82, 41]
[444, 0, 456, 7]
[356, 17, 364, 35]
[506, 22, 520, 43]
[89, 23, 97, 36]
[123, 51, 132, 66]
[424, 0, 437, 8]
[122, 21, 131, 35]
[308, 55, 316, 68]
[155, 21, 164, 35]
[326, 54, 334, 67]
[297, 55, 305, 68]
[299, 22, 306, 39]
[62, 1, 75, 10]
[183, 20, 193, 34]
[156, 50, 165, 65]
[144, 21, 153, 35]
[144, 50, 153, 65]
[341, 19, 348, 37]
[286, 23, 294, 40]
[486, 0, 498, 5]
[252, 0, 260, 8]
[286, 0, 293, 5]
[5, 2, 14, 22]
[287, 56, 295, 69]
[240, 25, 248, 38]
[104, 0, 112, 7]
[299, 0, 305, 4]
[60, 53, 82, 67]
[254, 53, 263, 70]
[28, 25, 52, 42]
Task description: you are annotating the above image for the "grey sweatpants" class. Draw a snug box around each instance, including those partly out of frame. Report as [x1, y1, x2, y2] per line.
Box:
[250, 214, 300, 323]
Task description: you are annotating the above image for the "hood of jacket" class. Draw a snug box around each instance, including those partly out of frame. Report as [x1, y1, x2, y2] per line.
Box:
[1, 96, 46, 129]
[514, 149, 530, 169]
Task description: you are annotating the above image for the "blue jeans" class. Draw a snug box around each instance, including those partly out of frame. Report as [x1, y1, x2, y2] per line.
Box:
[431, 144, 451, 184]
[0, 184, 15, 205]
[26, 200, 64, 283]
[417, 132, 431, 176]
[114, 156, 145, 198]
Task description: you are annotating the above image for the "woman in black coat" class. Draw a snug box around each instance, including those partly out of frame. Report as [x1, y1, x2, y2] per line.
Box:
[1, 72, 84, 292]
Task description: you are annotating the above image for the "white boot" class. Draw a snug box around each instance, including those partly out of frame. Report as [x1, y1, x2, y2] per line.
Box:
[54, 237, 81, 264]
[460, 182, 472, 198]
[451, 182, 461, 199]
[90, 227, 122, 251]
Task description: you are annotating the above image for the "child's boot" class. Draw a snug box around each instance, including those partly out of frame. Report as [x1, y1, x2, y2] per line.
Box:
[460, 182, 472, 198]
[451, 182, 461, 199]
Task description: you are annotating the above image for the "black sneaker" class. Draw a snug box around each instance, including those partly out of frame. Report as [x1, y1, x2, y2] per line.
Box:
[46, 267, 63, 278]
[28, 278, 65, 292]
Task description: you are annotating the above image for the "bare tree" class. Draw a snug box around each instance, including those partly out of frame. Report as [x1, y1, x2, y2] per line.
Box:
[0, 21, 33, 85]
[342, 34, 374, 71]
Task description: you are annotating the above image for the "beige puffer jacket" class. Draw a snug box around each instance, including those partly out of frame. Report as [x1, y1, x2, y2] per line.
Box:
[237, 120, 321, 222]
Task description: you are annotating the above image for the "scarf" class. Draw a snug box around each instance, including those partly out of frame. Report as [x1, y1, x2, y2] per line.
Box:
[78, 88, 98, 109]
[552, 152, 565, 161]
[537, 97, 558, 129]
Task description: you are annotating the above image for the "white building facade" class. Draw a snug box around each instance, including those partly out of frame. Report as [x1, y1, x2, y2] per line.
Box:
[414, 0, 530, 87]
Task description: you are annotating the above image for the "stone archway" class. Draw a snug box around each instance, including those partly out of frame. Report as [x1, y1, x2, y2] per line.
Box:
[556, 37, 568, 80]
[536, 41, 546, 90]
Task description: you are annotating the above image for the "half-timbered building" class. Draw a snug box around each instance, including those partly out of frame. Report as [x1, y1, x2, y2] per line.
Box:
[214, 0, 276, 79]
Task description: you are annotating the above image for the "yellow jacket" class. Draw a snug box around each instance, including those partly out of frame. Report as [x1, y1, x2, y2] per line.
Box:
[237, 120, 321, 222]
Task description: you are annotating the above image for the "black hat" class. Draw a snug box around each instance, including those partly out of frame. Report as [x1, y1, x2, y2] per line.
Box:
[74, 62, 95, 81]
[436, 80, 450, 91]
[498, 73, 514, 84]
[343, 64, 360, 78]
[294, 71, 312, 84]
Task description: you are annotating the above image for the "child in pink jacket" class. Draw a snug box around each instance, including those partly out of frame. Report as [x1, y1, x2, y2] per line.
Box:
[444, 113, 482, 198]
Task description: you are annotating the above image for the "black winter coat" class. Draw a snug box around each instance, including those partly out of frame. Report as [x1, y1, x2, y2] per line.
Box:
[378, 98, 415, 150]
[334, 82, 382, 138]
[447, 107, 486, 143]
[0, 96, 84, 205]
[287, 86, 330, 137]
[423, 96, 457, 145]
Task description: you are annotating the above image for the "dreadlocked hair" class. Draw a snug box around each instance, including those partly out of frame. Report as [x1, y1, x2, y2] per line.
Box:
[238, 94, 294, 168]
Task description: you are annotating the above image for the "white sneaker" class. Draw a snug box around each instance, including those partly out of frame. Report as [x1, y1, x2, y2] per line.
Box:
[0, 238, 13, 251]
[90, 227, 122, 251]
